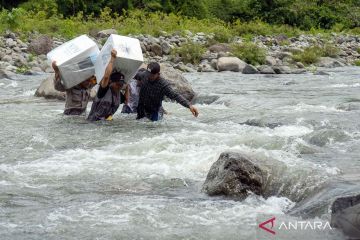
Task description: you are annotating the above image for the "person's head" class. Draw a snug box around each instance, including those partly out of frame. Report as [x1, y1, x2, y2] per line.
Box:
[109, 71, 125, 91]
[147, 62, 160, 81]
[79, 75, 97, 89]
[134, 68, 146, 87]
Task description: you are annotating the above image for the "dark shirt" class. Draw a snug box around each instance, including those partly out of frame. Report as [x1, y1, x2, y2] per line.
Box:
[97, 85, 125, 103]
[137, 71, 190, 119]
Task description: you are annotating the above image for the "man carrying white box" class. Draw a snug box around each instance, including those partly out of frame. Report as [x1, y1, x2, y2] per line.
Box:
[87, 49, 126, 121]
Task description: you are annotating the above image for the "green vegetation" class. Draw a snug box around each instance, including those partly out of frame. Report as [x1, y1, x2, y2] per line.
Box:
[292, 47, 321, 65]
[0, 0, 359, 38]
[172, 42, 206, 64]
[354, 60, 360, 66]
[15, 65, 30, 74]
[231, 42, 266, 65]
[322, 43, 340, 58]
[292, 44, 341, 65]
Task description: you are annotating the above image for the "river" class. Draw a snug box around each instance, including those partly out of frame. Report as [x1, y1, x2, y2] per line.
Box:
[1, 67, 359, 239]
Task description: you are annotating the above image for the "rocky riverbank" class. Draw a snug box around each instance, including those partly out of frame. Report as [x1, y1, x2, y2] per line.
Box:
[1, 29, 360, 79]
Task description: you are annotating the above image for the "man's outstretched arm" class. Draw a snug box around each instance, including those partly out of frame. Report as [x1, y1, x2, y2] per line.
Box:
[163, 84, 199, 117]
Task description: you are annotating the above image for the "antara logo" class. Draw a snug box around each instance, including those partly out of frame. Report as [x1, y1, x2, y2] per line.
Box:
[259, 217, 276, 235]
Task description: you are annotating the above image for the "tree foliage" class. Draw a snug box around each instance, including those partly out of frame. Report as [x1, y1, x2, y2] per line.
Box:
[1, 0, 359, 30]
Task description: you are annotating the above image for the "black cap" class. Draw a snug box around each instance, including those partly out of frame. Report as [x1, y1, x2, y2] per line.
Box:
[147, 62, 160, 74]
[110, 72, 125, 83]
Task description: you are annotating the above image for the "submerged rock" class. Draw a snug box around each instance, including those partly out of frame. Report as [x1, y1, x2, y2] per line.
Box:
[331, 194, 360, 239]
[202, 152, 265, 198]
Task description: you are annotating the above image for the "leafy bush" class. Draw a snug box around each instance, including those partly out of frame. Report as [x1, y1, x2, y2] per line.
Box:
[231, 42, 266, 65]
[354, 60, 360, 66]
[292, 46, 322, 65]
[172, 42, 206, 64]
[322, 43, 340, 58]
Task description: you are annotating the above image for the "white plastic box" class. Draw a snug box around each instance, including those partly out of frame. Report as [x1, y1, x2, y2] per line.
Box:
[95, 34, 143, 83]
[47, 35, 100, 89]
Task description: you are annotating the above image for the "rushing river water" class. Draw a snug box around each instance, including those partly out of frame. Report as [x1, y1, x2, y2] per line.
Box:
[1, 67, 360, 239]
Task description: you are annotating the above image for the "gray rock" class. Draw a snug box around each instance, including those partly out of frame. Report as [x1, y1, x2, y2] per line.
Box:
[35, 74, 66, 100]
[150, 43, 163, 56]
[265, 56, 277, 66]
[31, 67, 43, 72]
[331, 194, 360, 239]
[160, 41, 171, 55]
[296, 62, 305, 68]
[291, 69, 307, 74]
[2, 55, 12, 63]
[275, 52, 293, 60]
[242, 64, 259, 74]
[140, 42, 146, 53]
[13, 46, 21, 53]
[273, 66, 292, 74]
[173, 63, 194, 72]
[316, 57, 345, 68]
[258, 65, 276, 74]
[0, 69, 15, 79]
[208, 43, 231, 53]
[6, 38, 16, 48]
[201, 51, 218, 61]
[210, 59, 218, 70]
[0, 50, 5, 60]
[96, 29, 118, 38]
[217, 57, 247, 72]
[202, 152, 265, 198]
[198, 62, 215, 72]
[5, 65, 17, 72]
[4, 30, 16, 39]
[28, 35, 53, 55]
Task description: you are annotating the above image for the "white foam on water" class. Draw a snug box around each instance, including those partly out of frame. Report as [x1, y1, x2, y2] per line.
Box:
[0, 180, 13, 186]
[21, 89, 36, 96]
[281, 103, 345, 113]
[4, 81, 18, 88]
[329, 83, 360, 88]
[271, 125, 313, 137]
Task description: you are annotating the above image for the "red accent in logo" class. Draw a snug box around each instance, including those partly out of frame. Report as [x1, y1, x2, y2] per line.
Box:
[259, 217, 276, 235]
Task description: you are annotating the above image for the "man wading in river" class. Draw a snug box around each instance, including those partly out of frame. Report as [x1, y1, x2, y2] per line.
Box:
[52, 61, 96, 115]
[136, 62, 199, 121]
[87, 49, 125, 121]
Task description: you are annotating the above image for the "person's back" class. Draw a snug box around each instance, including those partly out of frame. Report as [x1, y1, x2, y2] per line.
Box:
[52, 61, 95, 115]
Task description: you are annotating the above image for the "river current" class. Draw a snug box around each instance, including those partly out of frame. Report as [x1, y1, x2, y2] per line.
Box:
[1, 67, 360, 239]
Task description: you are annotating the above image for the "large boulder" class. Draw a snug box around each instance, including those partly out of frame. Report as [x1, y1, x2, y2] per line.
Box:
[331, 194, 360, 238]
[28, 35, 53, 55]
[202, 152, 266, 198]
[316, 57, 345, 68]
[217, 57, 247, 72]
[258, 65, 276, 74]
[35, 74, 97, 100]
[35, 75, 65, 100]
[160, 63, 196, 101]
[242, 64, 259, 74]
